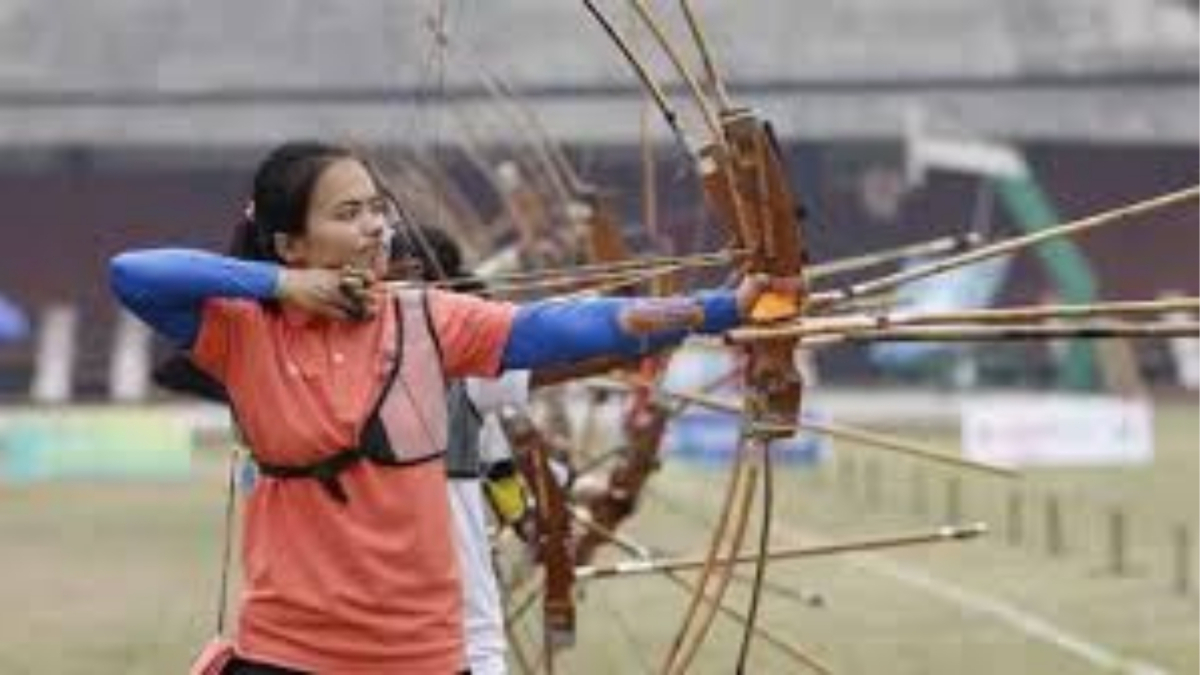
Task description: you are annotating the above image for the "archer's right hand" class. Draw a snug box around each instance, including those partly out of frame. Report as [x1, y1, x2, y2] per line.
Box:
[276, 267, 381, 322]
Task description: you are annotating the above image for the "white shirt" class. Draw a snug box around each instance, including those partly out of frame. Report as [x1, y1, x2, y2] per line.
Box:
[449, 370, 530, 675]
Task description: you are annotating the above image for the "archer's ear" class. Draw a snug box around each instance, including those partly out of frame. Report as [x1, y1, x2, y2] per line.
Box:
[274, 232, 304, 265]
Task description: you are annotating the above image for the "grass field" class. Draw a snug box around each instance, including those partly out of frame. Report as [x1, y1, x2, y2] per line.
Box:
[0, 396, 1195, 674]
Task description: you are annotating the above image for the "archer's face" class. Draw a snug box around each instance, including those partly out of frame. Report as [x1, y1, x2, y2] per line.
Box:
[278, 158, 391, 276]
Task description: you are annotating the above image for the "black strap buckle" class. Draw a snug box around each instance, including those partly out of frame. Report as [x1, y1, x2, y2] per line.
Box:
[312, 461, 351, 503]
[258, 448, 364, 504]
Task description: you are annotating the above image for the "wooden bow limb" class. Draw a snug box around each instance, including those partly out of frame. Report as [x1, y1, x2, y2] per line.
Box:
[729, 297, 1200, 342]
[586, 356, 777, 674]
[654, 434, 756, 667]
[577, 523, 988, 582]
[620, 0, 725, 140]
[499, 408, 578, 653]
[659, 388, 1018, 479]
[663, 443, 762, 675]
[808, 185, 1200, 313]
[580, 0, 756, 246]
[580, 0, 693, 151]
[573, 391, 672, 564]
[569, 509, 834, 674]
[676, 0, 732, 110]
[641, 89, 663, 250]
[797, 320, 1200, 347]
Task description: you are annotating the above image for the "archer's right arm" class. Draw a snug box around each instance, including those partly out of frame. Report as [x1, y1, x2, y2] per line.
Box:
[110, 249, 372, 348]
[109, 249, 280, 348]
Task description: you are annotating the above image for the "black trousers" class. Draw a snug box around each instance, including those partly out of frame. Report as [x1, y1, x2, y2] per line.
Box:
[221, 657, 309, 675]
[222, 656, 470, 675]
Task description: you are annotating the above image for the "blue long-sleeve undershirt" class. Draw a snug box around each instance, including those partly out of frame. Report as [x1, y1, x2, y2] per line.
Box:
[503, 292, 737, 369]
[109, 249, 742, 370]
[110, 250, 279, 348]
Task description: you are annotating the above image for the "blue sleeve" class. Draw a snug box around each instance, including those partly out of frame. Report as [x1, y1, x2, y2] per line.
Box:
[109, 249, 280, 347]
[501, 291, 741, 370]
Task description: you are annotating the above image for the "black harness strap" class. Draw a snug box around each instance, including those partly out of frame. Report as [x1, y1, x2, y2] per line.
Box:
[254, 296, 408, 504]
[257, 448, 366, 503]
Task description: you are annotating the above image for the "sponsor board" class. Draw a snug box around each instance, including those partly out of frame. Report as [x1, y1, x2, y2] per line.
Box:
[961, 394, 1153, 468]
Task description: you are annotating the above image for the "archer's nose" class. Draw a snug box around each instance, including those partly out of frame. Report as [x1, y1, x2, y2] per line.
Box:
[361, 211, 386, 240]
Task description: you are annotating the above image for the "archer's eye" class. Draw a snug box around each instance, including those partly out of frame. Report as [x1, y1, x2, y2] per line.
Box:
[367, 197, 390, 217]
[334, 204, 362, 221]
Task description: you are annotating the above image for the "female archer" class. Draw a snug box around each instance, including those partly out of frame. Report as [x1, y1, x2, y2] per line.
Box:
[110, 141, 783, 674]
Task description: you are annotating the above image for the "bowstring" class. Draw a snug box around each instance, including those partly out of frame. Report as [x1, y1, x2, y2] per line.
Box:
[379, 0, 457, 457]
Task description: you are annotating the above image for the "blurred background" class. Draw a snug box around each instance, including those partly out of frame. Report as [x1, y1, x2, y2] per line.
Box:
[0, 1, 1196, 673]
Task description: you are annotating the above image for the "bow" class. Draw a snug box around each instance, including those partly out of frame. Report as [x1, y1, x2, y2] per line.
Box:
[497, 406, 578, 660]
[577, 2, 813, 672]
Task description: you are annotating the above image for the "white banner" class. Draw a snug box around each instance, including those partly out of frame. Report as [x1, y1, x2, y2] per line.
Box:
[961, 394, 1153, 468]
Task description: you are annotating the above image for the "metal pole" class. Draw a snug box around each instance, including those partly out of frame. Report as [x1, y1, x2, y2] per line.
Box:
[1107, 508, 1128, 576]
[1046, 495, 1065, 557]
[1174, 524, 1192, 596]
[945, 476, 963, 524]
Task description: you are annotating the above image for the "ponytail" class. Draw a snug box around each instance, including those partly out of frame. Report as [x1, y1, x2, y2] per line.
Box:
[227, 214, 279, 262]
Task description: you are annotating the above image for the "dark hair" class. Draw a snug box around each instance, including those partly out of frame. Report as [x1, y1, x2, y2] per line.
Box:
[229, 141, 381, 262]
[152, 353, 229, 403]
[392, 225, 462, 280]
[392, 224, 487, 293]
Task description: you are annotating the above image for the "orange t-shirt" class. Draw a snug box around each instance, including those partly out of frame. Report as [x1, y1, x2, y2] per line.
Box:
[192, 290, 516, 674]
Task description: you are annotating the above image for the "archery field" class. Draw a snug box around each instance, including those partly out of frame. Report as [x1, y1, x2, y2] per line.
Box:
[0, 396, 1195, 674]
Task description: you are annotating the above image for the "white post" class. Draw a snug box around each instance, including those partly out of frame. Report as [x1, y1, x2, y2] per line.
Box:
[31, 304, 77, 403]
[109, 310, 152, 401]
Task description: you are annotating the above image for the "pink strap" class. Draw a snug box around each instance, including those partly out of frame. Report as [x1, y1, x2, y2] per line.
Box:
[188, 636, 235, 675]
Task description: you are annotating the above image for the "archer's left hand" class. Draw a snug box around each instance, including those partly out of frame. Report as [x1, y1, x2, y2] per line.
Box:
[735, 273, 804, 322]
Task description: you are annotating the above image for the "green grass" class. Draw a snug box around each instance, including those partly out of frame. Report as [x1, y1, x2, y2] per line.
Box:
[0, 477, 226, 675]
[0, 398, 1194, 674]
[556, 397, 1199, 674]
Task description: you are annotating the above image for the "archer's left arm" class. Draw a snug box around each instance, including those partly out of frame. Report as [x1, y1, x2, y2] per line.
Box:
[501, 291, 741, 371]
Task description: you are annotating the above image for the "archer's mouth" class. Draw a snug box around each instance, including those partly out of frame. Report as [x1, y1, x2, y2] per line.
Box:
[352, 241, 389, 270]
